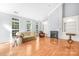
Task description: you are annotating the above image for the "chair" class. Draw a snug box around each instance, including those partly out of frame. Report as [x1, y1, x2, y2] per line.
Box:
[39, 31, 45, 38]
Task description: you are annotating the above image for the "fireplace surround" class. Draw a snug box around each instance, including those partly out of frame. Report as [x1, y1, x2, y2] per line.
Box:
[50, 31, 58, 39]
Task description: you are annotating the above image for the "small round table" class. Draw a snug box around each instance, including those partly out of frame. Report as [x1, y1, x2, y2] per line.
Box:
[66, 33, 76, 48]
[66, 33, 76, 44]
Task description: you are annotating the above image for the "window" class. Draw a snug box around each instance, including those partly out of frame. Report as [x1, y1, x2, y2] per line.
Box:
[36, 24, 38, 33]
[36, 23, 39, 36]
[12, 18, 19, 37]
[26, 21, 31, 31]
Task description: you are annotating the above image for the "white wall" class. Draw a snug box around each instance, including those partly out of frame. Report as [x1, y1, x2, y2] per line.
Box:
[0, 12, 43, 43]
[63, 3, 79, 17]
[43, 21, 49, 36]
[0, 12, 24, 43]
[0, 12, 11, 43]
[19, 18, 43, 33]
[62, 16, 79, 41]
[43, 4, 63, 38]
[62, 3, 79, 41]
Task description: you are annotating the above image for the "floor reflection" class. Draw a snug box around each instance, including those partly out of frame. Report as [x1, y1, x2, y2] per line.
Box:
[26, 45, 32, 55]
[0, 37, 79, 56]
[50, 38, 58, 45]
[35, 37, 40, 51]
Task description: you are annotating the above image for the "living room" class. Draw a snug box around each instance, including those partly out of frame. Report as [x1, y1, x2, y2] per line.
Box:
[0, 3, 79, 56]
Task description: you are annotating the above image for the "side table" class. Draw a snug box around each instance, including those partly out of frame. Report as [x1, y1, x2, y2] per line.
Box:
[66, 33, 76, 48]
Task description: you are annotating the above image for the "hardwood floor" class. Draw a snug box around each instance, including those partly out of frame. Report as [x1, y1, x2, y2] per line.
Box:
[0, 42, 10, 55]
[10, 37, 79, 56]
[0, 37, 79, 56]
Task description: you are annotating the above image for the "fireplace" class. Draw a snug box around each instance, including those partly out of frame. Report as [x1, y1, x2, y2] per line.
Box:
[50, 31, 58, 39]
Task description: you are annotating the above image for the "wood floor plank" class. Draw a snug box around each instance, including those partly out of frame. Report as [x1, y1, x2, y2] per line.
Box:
[0, 37, 79, 56]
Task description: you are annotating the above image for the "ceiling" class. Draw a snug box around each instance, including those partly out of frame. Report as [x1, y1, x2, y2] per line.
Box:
[0, 3, 61, 21]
